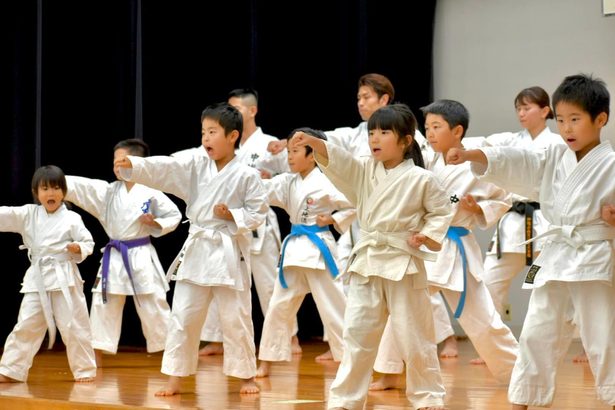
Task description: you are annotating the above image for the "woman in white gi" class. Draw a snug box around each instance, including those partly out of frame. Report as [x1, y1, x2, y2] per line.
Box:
[0, 165, 97, 383]
[65, 138, 182, 366]
[117, 103, 268, 396]
[292, 104, 454, 410]
[370, 100, 519, 391]
[447, 74, 615, 409]
[256, 128, 355, 377]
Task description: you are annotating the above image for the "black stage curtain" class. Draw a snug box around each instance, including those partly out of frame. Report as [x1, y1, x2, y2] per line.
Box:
[1, 0, 437, 347]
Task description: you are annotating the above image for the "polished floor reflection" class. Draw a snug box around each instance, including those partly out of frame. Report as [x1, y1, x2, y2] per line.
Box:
[0, 339, 608, 409]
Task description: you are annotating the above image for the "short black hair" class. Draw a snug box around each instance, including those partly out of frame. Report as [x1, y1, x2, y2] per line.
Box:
[552, 73, 610, 124]
[420, 99, 470, 139]
[113, 138, 150, 157]
[228, 88, 259, 104]
[288, 127, 327, 156]
[201, 102, 243, 148]
[31, 165, 67, 203]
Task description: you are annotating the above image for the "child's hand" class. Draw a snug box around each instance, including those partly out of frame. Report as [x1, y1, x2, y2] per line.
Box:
[446, 148, 467, 165]
[214, 203, 233, 221]
[66, 243, 81, 254]
[114, 157, 133, 169]
[139, 213, 161, 228]
[267, 140, 287, 155]
[601, 204, 615, 227]
[259, 169, 272, 179]
[407, 232, 442, 252]
[459, 194, 482, 215]
[316, 214, 334, 227]
[289, 131, 316, 149]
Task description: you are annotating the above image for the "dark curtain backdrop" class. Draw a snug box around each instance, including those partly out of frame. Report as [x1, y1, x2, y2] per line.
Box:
[1, 0, 436, 348]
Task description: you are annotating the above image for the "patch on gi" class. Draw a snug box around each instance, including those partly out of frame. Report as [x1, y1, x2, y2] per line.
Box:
[524, 264, 541, 284]
[93, 276, 101, 289]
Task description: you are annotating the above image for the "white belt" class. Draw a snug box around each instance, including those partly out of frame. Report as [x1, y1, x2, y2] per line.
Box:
[352, 230, 437, 262]
[518, 223, 615, 248]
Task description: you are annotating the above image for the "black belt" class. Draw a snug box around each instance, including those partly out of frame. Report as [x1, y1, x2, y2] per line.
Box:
[496, 201, 540, 266]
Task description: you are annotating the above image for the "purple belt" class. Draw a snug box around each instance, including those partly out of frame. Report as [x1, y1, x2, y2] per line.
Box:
[101, 236, 150, 304]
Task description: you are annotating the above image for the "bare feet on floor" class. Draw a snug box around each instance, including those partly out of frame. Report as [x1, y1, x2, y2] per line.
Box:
[315, 350, 334, 361]
[291, 335, 302, 354]
[0, 374, 19, 383]
[572, 349, 588, 363]
[256, 361, 270, 378]
[469, 357, 486, 365]
[155, 376, 181, 396]
[368, 373, 399, 391]
[439, 335, 458, 358]
[75, 377, 95, 383]
[240, 377, 260, 394]
[198, 342, 224, 356]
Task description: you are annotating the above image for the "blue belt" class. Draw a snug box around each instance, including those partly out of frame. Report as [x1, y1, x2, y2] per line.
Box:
[447, 226, 470, 318]
[278, 224, 339, 289]
[101, 236, 150, 304]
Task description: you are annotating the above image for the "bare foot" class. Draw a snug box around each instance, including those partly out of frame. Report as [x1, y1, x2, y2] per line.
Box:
[198, 342, 224, 356]
[439, 335, 458, 358]
[469, 357, 486, 365]
[315, 350, 334, 361]
[95, 349, 103, 367]
[240, 377, 260, 394]
[155, 376, 181, 396]
[75, 377, 95, 383]
[369, 373, 399, 391]
[512, 404, 528, 410]
[0, 374, 19, 383]
[291, 335, 302, 355]
[572, 349, 588, 363]
[256, 361, 270, 378]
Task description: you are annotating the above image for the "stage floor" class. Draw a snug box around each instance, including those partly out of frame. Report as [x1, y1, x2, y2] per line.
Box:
[0, 339, 608, 409]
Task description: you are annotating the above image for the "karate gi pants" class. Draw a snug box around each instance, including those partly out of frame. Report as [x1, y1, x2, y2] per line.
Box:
[90, 288, 170, 354]
[259, 266, 345, 362]
[161, 281, 256, 379]
[508, 280, 615, 407]
[327, 274, 445, 410]
[483, 252, 535, 317]
[0, 288, 96, 381]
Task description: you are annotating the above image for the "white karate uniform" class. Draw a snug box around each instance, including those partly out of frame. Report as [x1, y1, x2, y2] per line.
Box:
[473, 141, 615, 407]
[0, 204, 96, 381]
[258, 168, 355, 363]
[65, 176, 181, 354]
[121, 153, 267, 379]
[374, 153, 518, 382]
[316, 143, 453, 410]
[474, 127, 564, 315]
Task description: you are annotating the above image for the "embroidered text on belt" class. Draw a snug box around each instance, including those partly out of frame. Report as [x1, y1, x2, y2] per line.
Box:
[22, 248, 73, 349]
[101, 237, 150, 305]
[278, 224, 338, 289]
[447, 226, 470, 319]
[497, 201, 540, 265]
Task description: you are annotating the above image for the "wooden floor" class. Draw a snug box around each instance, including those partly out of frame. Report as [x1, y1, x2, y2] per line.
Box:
[0, 339, 608, 409]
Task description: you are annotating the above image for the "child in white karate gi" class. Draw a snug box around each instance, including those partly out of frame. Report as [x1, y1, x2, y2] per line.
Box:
[65, 138, 182, 366]
[447, 73, 615, 409]
[0, 165, 97, 383]
[370, 99, 519, 391]
[256, 127, 355, 377]
[117, 102, 268, 396]
[292, 104, 454, 410]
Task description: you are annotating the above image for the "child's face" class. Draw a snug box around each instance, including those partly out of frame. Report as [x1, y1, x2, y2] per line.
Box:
[36, 183, 64, 213]
[516, 100, 548, 132]
[287, 142, 315, 177]
[201, 118, 238, 161]
[113, 148, 130, 181]
[424, 113, 459, 154]
[357, 86, 388, 122]
[369, 128, 409, 169]
[555, 101, 605, 160]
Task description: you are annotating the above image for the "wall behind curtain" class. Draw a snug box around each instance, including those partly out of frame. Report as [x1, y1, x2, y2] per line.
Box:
[1, 0, 437, 347]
